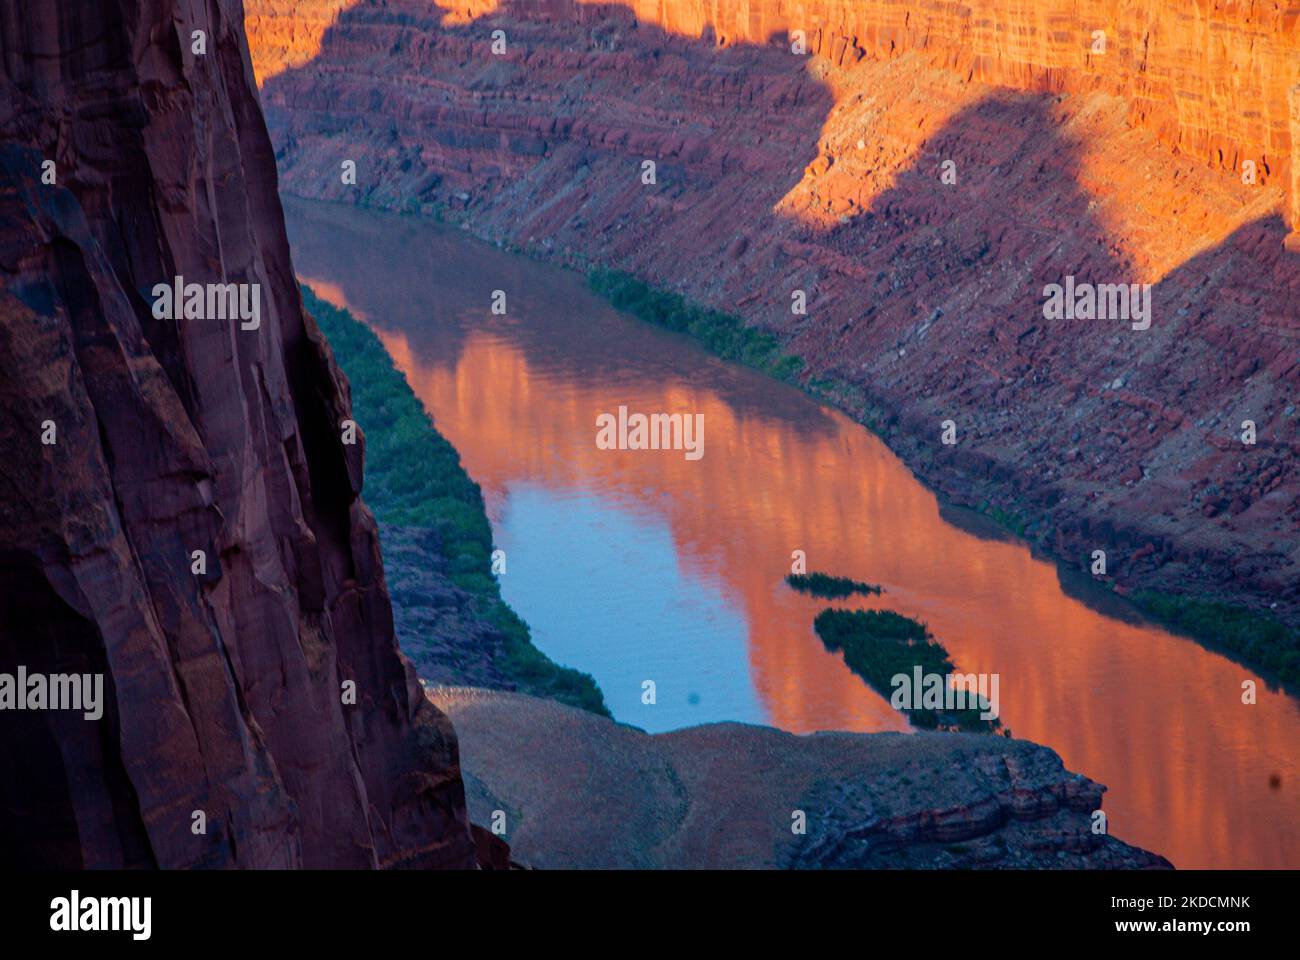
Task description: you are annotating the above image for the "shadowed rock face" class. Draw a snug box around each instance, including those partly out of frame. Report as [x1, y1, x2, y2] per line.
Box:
[0, 0, 477, 868]
[250, 0, 1300, 626]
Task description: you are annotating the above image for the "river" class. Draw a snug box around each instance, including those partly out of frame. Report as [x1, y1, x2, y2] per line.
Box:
[283, 195, 1299, 870]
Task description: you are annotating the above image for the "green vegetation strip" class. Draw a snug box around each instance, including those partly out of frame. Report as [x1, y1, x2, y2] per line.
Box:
[1132, 591, 1300, 687]
[786, 572, 882, 599]
[813, 609, 1000, 733]
[304, 285, 609, 716]
[589, 269, 804, 382]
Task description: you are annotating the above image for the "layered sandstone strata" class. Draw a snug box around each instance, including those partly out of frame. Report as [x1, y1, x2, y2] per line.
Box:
[251, 0, 1300, 627]
[249, 0, 1300, 220]
[0, 0, 478, 868]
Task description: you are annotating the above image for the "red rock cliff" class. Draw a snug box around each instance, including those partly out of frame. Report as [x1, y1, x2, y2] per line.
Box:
[0, 0, 478, 868]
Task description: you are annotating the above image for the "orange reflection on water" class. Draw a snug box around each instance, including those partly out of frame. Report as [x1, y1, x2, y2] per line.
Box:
[378, 323, 1299, 869]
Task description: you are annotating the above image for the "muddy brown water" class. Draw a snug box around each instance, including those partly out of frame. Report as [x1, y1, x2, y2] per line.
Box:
[285, 196, 1298, 869]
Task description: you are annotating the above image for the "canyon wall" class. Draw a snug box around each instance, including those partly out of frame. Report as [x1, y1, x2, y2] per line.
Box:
[251, 0, 1300, 630]
[250, 0, 1300, 222]
[0, 0, 479, 867]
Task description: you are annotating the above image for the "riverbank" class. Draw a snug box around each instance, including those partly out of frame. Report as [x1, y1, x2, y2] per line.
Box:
[303, 286, 609, 715]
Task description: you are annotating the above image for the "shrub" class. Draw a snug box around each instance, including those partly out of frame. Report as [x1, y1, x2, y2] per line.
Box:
[813, 609, 998, 732]
[1132, 591, 1300, 687]
[786, 572, 882, 599]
